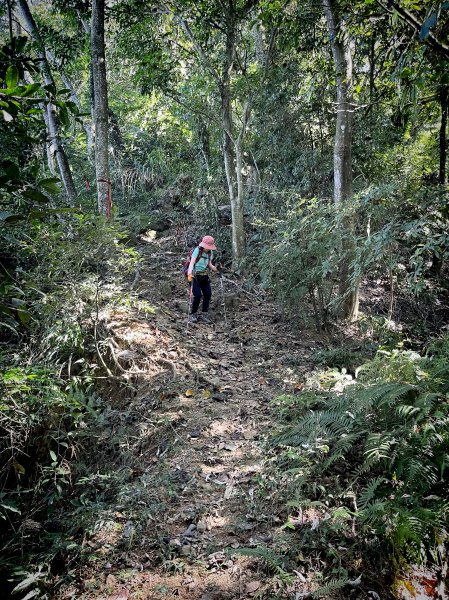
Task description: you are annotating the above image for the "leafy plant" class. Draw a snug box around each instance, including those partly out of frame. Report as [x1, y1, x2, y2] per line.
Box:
[229, 546, 292, 582]
[273, 340, 449, 569]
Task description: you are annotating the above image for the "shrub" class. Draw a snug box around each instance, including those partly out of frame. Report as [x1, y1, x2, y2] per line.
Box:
[273, 339, 449, 568]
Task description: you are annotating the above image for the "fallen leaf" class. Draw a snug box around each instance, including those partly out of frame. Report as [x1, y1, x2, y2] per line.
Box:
[107, 589, 130, 600]
[224, 443, 238, 451]
[13, 460, 26, 475]
[202, 389, 211, 399]
[246, 581, 261, 594]
[402, 580, 416, 596]
[224, 485, 234, 499]
[184, 389, 195, 397]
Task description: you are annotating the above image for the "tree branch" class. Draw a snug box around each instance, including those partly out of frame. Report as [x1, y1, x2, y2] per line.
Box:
[378, 0, 449, 59]
[163, 89, 221, 128]
[175, 14, 221, 86]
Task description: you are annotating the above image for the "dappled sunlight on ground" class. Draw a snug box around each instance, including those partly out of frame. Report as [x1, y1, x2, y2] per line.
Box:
[59, 236, 324, 599]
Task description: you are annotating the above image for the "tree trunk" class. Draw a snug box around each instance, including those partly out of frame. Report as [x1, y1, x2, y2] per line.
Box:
[91, 0, 110, 216]
[221, 86, 243, 267]
[24, 70, 56, 174]
[429, 82, 449, 277]
[253, 21, 266, 67]
[234, 136, 246, 266]
[221, 20, 245, 269]
[323, 0, 353, 205]
[6, 0, 13, 45]
[197, 118, 210, 173]
[46, 50, 94, 162]
[42, 108, 56, 174]
[78, 16, 96, 161]
[323, 0, 359, 321]
[17, 0, 77, 204]
[439, 83, 448, 185]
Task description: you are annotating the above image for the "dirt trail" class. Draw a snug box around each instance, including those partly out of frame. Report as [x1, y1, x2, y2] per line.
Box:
[66, 237, 321, 600]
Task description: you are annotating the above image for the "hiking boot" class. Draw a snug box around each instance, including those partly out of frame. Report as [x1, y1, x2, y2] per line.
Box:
[199, 313, 210, 323]
[189, 313, 199, 323]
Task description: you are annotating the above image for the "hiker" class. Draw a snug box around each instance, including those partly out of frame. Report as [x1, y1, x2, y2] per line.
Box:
[187, 235, 218, 323]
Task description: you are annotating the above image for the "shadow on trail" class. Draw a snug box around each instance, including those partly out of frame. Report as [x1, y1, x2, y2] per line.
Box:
[63, 236, 319, 599]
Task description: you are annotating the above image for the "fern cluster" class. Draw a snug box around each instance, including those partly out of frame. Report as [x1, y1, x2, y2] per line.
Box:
[273, 344, 449, 564]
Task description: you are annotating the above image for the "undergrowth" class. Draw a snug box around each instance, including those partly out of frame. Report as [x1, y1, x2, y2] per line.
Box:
[269, 339, 449, 596]
[0, 214, 143, 598]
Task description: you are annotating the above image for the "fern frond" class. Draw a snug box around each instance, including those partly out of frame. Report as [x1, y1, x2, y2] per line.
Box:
[395, 404, 420, 418]
[229, 546, 285, 571]
[402, 456, 438, 488]
[363, 433, 395, 465]
[274, 409, 354, 446]
[311, 576, 348, 598]
[359, 477, 387, 509]
[322, 431, 365, 469]
[359, 501, 387, 526]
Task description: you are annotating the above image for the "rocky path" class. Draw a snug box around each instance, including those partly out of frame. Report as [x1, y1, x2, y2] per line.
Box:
[65, 237, 320, 600]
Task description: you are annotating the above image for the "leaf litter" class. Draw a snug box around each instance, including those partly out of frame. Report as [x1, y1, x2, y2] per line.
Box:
[59, 235, 326, 600]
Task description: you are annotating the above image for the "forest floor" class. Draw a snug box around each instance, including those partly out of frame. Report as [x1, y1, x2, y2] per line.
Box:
[59, 234, 331, 600]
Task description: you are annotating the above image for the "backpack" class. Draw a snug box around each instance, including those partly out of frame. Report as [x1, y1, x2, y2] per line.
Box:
[182, 246, 205, 276]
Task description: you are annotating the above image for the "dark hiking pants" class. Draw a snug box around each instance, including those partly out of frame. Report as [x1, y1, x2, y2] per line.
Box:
[191, 274, 211, 314]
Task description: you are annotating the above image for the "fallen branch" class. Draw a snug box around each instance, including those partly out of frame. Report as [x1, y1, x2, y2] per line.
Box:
[130, 268, 141, 291]
[220, 275, 265, 300]
[151, 356, 177, 377]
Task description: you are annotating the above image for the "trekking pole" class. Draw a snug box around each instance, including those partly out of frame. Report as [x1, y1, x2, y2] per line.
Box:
[218, 271, 228, 326]
[186, 282, 193, 330]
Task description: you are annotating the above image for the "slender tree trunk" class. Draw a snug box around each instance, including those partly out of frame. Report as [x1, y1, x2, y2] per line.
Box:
[78, 16, 96, 161]
[429, 82, 449, 277]
[323, 0, 353, 205]
[369, 36, 376, 105]
[221, 87, 243, 266]
[91, 0, 110, 216]
[42, 109, 56, 174]
[46, 50, 94, 162]
[88, 62, 95, 162]
[323, 0, 359, 321]
[17, 0, 77, 204]
[6, 0, 13, 45]
[197, 118, 210, 173]
[253, 21, 266, 66]
[234, 136, 246, 264]
[221, 20, 245, 269]
[439, 84, 448, 185]
[24, 70, 56, 174]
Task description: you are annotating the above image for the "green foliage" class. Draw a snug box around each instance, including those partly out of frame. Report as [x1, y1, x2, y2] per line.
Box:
[0, 213, 135, 338]
[260, 199, 358, 328]
[311, 345, 375, 372]
[273, 341, 449, 567]
[229, 546, 292, 581]
[0, 211, 138, 595]
[1, 0, 449, 596]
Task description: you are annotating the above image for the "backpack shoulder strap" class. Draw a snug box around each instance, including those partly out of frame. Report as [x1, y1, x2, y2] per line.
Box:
[195, 246, 204, 263]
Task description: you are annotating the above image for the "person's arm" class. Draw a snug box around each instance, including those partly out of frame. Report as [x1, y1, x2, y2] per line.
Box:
[208, 258, 218, 272]
[187, 248, 199, 280]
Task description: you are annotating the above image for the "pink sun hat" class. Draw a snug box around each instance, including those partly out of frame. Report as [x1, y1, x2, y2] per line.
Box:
[199, 235, 217, 251]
